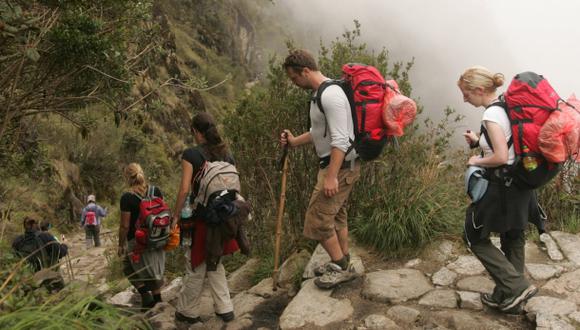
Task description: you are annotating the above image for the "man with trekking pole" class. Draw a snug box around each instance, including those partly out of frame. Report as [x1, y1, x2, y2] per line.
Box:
[280, 49, 360, 289]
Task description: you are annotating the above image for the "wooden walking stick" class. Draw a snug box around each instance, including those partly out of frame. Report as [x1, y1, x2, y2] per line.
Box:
[272, 134, 290, 291]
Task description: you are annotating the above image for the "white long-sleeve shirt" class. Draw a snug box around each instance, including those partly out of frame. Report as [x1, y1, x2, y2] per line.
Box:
[310, 83, 357, 161]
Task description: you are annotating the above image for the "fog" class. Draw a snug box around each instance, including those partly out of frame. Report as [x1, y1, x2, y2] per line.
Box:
[271, 0, 580, 142]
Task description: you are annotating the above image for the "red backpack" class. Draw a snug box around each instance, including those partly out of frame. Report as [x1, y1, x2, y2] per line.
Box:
[132, 186, 171, 262]
[314, 63, 389, 161]
[490, 72, 562, 189]
[84, 210, 97, 226]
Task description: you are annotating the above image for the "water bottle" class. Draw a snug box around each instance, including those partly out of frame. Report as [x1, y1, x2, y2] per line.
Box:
[522, 145, 538, 171]
[180, 195, 193, 246]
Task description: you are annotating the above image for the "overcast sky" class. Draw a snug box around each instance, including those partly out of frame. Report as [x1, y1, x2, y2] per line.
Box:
[270, 0, 580, 137]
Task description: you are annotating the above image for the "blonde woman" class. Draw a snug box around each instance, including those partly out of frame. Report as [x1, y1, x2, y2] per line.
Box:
[459, 66, 540, 314]
[118, 163, 166, 310]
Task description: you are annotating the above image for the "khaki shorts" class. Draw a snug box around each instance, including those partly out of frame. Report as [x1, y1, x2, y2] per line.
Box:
[303, 163, 361, 241]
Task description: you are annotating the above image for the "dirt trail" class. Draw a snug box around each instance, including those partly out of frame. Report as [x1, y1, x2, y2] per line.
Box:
[63, 228, 116, 288]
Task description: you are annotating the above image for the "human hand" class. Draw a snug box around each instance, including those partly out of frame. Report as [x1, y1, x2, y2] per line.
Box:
[462, 130, 479, 147]
[323, 175, 339, 197]
[280, 130, 295, 147]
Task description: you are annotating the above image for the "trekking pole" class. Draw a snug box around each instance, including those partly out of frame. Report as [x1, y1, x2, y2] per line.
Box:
[272, 134, 290, 291]
[66, 254, 75, 281]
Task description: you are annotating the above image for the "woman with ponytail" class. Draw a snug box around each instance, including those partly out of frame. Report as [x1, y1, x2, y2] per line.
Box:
[118, 162, 166, 310]
[172, 112, 238, 325]
[459, 66, 539, 314]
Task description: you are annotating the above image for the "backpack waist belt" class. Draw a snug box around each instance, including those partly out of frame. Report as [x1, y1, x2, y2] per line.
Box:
[319, 156, 356, 170]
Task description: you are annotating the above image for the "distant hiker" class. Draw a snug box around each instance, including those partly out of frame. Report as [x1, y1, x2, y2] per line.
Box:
[81, 194, 107, 248]
[118, 163, 166, 310]
[12, 216, 68, 291]
[280, 49, 359, 289]
[459, 66, 541, 314]
[172, 112, 243, 325]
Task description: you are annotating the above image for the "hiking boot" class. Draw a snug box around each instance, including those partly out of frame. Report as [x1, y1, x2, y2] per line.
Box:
[314, 263, 357, 289]
[313, 262, 331, 276]
[175, 311, 202, 324]
[499, 285, 538, 312]
[314, 261, 355, 276]
[215, 311, 235, 322]
[140, 292, 155, 310]
[480, 293, 501, 309]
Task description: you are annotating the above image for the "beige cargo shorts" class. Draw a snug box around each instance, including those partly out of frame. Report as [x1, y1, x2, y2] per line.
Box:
[303, 163, 361, 241]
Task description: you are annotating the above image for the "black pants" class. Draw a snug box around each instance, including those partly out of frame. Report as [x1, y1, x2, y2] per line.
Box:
[121, 254, 162, 291]
[85, 225, 101, 247]
[465, 218, 529, 302]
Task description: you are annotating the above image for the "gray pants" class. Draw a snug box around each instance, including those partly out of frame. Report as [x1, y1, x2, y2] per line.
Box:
[176, 249, 233, 318]
[467, 229, 529, 302]
[85, 225, 101, 248]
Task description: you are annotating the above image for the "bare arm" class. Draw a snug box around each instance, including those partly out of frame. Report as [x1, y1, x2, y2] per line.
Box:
[173, 159, 194, 225]
[117, 211, 131, 256]
[468, 121, 509, 167]
[281, 130, 312, 147]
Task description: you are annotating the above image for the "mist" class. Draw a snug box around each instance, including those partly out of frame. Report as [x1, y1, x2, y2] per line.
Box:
[271, 0, 580, 143]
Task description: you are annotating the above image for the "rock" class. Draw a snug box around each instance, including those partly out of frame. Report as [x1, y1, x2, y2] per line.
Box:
[432, 267, 457, 286]
[279, 279, 353, 329]
[386, 305, 421, 325]
[490, 237, 501, 250]
[455, 276, 494, 293]
[432, 310, 510, 330]
[277, 250, 311, 288]
[550, 231, 580, 265]
[362, 269, 433, 303]
[535, 314, 575, 330]
[540, 232, 565, 261]
[232, 291, 266, 317]
[418, 289, 458, 308]
[525, 263, 564, 281]
[543, 269, 580, 305]
[524, 296, 577, 319]
[526, 241, 552, 264]
[568, 311, 580, 323]
[404, 258, 421, 268]
[248, 277, 286, 298]
[161, 277, 182, 302]
[422, 240, 457, 267]
[225, 314, 253, 330]
[303, 244, 332, 279]
[364, 314, 400, 329]
[108, 288, 138, 307]
[446, 256, 485, 276]
[145, 302, 176, 330]
[457, 291, 483, 310]
[227, 258, 260, 294]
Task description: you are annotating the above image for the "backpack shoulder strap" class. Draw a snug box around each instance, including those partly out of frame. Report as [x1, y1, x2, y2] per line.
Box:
[312, 79, 352, 138]
[313, 79, 341, 115]
[481, 99, 513, 152]
[147, 185, 155, 198]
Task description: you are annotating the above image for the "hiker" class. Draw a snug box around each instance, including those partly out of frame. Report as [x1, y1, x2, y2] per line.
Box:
[172, 112, 239, 325]
[118, 163, 166, 310]
[81, 194, 107, 248]
[280, 49, 360, 289]
[12, 216, 68, 291]
[459, 66, 540, 314]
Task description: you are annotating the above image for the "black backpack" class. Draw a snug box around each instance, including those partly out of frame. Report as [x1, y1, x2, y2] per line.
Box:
[14, 232, 48, 272]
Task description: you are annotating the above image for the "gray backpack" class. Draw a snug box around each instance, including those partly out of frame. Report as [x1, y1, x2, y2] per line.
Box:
[192, 161, 241, 209]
